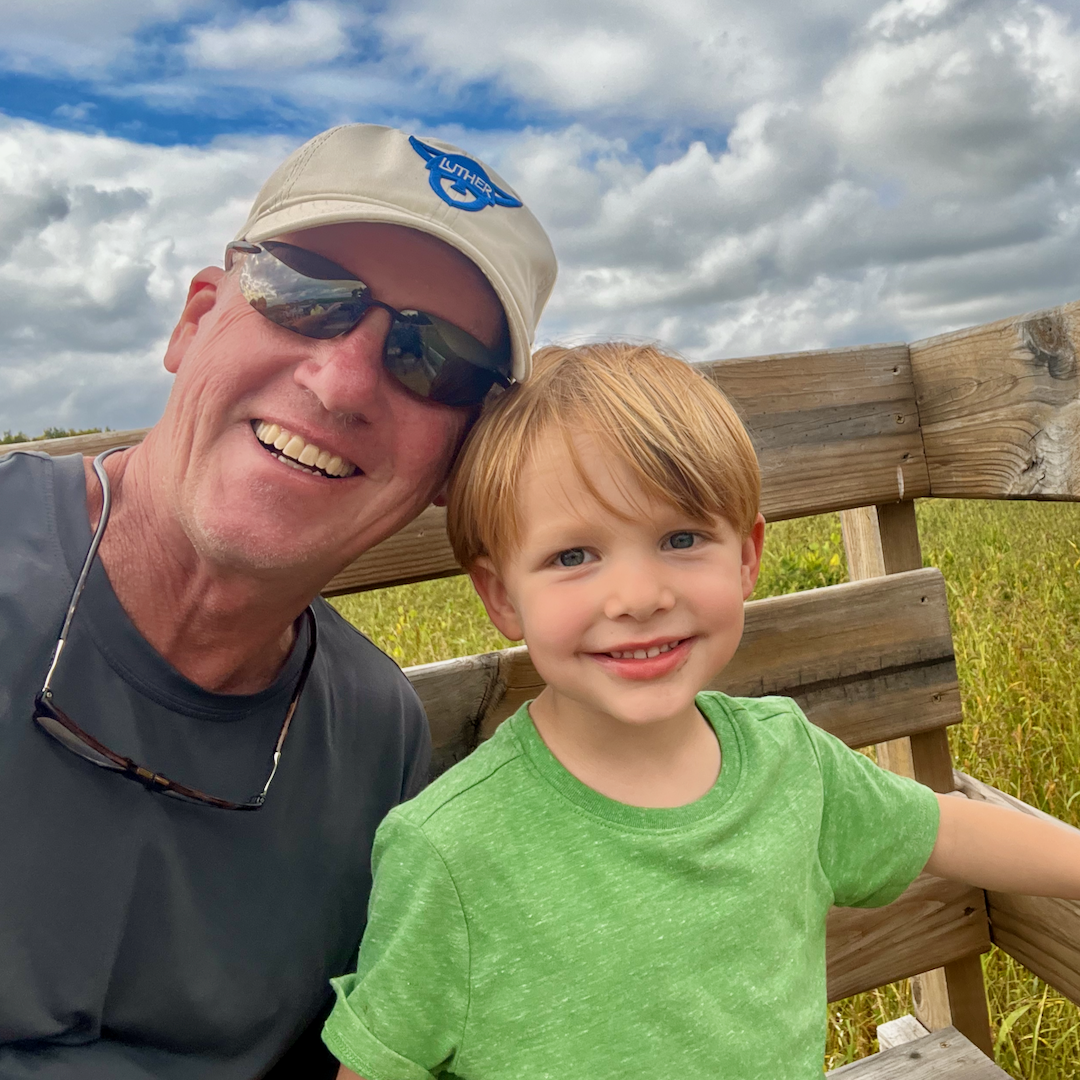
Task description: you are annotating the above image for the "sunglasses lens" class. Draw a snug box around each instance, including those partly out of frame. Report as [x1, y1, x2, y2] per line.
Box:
[233, 243, 510, 406]
[34, 709, 121, 770]
[386, 313, 505, 407]
[237, 248, 372, 340]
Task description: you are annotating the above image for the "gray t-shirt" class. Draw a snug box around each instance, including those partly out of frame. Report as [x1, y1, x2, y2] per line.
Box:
[0, 451, 431, 1079]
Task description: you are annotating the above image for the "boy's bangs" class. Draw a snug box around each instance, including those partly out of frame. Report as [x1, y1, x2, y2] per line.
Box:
[553, 408, 727, 530]
[446, 343, 761, 571]
[542, 352, 760, 536]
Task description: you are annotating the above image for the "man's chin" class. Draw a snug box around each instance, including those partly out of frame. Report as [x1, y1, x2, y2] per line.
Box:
[180, 509, 342, 579]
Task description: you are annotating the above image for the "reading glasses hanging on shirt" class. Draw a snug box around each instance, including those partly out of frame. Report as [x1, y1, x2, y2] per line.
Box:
[32, 447, 317, 811]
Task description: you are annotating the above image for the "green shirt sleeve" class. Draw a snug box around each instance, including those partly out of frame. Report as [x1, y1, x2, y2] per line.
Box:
[323, 811, 470, 1080]
[798, 706, 941, 908]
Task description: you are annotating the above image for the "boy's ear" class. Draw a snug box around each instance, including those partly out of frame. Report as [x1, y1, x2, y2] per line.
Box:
[469, 557, 525, 642]
[740, 513, 767, 600]
[163, 267, 224, 374]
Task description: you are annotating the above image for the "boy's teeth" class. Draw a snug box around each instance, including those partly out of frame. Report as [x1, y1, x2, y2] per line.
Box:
[610, 640, 681, 659]
[252, 421, 357, 477]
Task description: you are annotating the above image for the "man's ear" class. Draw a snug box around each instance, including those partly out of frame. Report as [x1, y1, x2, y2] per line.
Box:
[469, 557, 524, 642]
[163, 267, 225, 374]
[741, 513, 767, 600]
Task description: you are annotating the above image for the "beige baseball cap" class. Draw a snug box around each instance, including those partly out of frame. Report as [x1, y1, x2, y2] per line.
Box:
[235, 124, 557, 383]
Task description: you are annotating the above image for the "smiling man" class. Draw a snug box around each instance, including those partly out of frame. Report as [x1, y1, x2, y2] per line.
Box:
[0, 125, 556, 1080]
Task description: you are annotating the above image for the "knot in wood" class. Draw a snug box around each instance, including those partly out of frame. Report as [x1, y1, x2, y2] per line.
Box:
[1020, 313, 1077, 381]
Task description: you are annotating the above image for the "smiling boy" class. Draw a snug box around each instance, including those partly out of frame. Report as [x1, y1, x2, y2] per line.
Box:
[324, 343, 1080, 1080]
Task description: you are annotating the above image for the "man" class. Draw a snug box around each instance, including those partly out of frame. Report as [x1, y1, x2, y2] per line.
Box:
[0, 124, 557, 1079]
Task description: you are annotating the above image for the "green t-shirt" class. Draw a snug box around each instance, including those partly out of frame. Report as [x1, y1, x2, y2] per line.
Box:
[324, 693, 939, 1080]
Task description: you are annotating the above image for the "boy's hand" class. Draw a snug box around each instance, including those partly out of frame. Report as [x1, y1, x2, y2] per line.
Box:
[336, 1070, 364, 1080]
[924, 793, 1080, 896]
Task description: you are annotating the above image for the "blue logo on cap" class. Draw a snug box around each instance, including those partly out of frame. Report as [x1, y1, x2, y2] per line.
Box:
[409, 136, 523, 213]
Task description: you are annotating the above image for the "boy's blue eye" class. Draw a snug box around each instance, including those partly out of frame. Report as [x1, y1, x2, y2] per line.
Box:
[556, 549, 587, 567]
[668, 532, 696, 550]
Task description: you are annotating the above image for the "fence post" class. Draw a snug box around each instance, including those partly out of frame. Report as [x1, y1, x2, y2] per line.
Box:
[840, 501, 993, 1058]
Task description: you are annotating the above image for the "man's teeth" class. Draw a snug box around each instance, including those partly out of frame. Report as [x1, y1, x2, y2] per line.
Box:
[253, 421, 357, 478]
[608, 640, 683, 659]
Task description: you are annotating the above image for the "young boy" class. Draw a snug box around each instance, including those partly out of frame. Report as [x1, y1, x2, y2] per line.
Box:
[323, 343, 1080, 1080]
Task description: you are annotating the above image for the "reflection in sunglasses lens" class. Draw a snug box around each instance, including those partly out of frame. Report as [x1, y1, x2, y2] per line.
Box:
[233, 243, 509, 406]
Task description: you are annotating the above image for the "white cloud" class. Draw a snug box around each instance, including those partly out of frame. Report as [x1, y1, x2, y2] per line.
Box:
[0, 0, 202, 77]
[380, 0, 808, 122]
[821, 0, 1080, 198]
[0, 117, 295, 434]
[184, 2, 354, 71]
[475, 0, 1080, 356]
[1, 0, 1079, 434]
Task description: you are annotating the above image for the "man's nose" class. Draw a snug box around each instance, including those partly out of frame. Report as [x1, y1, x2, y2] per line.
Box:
[602, 557, 676, 621]
[291, 308, 391, 416]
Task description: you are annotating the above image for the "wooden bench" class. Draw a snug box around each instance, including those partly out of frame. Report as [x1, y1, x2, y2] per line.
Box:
[16, 297, 1080, 1077]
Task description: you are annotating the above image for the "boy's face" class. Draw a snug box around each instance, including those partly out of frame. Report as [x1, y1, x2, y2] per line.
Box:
[470, 433, 766, 732]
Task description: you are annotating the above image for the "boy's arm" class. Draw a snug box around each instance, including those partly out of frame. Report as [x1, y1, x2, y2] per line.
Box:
[336, 1069, 363, 1079]
[924, 793, 1080, 896]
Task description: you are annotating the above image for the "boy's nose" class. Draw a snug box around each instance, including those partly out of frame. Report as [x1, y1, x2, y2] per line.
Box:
[602, 560, 676, 621]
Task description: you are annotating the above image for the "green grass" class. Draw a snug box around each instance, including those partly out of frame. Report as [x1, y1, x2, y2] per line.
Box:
[331, 498, 1080, 1077]
[0, 426, 107, 444]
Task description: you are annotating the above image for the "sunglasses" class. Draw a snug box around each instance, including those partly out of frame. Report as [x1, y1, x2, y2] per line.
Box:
[225, 240, 512, 408]
[33, 447, 317, 811]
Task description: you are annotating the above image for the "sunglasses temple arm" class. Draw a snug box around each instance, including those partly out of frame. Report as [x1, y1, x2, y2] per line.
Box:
[254, 607, 318, 804]
[43, 446, 130, 694]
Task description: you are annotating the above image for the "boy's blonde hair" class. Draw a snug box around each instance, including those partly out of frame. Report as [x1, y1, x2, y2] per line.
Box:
[447, 342, 761, 570]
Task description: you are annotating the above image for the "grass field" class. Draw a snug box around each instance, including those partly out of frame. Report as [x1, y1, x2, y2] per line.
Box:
[331, 497, 1080, 1077]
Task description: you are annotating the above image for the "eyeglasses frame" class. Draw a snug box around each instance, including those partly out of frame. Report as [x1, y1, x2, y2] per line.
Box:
[33, 447, 317, 811]
[224, 239, 513, 400]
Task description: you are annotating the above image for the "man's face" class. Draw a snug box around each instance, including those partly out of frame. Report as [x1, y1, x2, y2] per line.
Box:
[157, 221, 505, 575]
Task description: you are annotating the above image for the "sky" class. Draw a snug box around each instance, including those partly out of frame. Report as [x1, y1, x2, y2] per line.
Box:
[1, 0, 1078, 434]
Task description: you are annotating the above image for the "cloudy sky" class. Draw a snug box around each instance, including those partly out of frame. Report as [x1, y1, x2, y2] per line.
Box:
[1, 0, 1078, 434]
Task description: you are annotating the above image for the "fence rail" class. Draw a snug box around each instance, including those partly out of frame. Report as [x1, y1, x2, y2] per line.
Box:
[6, 296, 1078, 601]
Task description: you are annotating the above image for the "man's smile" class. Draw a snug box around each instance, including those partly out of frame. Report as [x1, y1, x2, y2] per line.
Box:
[251, 420, 360, 479]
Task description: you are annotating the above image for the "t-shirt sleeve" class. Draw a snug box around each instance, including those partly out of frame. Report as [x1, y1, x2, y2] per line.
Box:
[401, 695, 433, 802]
[799, 706, 941, 908]
[322, 812, 468, 1080]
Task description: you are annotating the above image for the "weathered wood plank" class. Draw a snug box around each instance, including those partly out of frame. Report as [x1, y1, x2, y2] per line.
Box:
[323, 505, 460, 594]
[839, 500, 991, 1055]
[826, 1026, 1010, 1078]
[955, 771, 1080, 1007]
[876, 1013, 930, 1050]
[5, 343, 931, 595]
[406, 569, 962, 775]
[840, 500, 924, 782]
[911, 298, 1080, 500]
[703, 343, 931, 519]
[826, 873, 991, 1003]
[0, 428, 148, 458]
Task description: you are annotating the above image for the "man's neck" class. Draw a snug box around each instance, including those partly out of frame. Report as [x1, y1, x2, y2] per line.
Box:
[83, 447, 324, 695]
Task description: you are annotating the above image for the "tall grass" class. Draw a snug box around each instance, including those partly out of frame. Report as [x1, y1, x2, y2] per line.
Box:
[331, 498, 1080, 1077]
